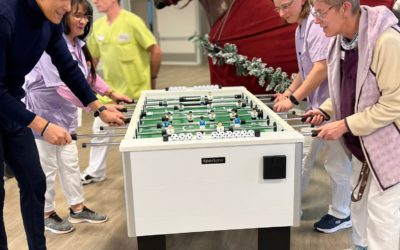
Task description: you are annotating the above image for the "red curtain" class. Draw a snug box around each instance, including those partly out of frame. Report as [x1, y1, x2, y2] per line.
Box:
[207, 0, 394, 94]
[361, 0, 394, 8]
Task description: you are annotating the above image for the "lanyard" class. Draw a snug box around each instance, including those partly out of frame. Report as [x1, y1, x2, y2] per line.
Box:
[351, 161, 370, 202]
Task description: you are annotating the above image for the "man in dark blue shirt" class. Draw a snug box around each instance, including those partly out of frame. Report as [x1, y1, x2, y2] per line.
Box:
[0, 0, 125, 249]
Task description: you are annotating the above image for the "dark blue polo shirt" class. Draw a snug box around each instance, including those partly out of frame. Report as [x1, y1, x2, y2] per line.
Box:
[0, 0, 96, 127]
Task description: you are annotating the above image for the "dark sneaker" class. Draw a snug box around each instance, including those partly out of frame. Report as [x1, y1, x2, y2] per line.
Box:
[45, 212, 75, 234]
[80, 172, 105, 185]
[68, 206, 108, 224]
[314, 214, 352, 233]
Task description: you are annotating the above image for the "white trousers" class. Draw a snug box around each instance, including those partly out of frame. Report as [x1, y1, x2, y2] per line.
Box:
[302, 136, 352, 219]
[351, 157, 400, 249]
[85, 117, 111, 178]
[35, 139, 84, 212]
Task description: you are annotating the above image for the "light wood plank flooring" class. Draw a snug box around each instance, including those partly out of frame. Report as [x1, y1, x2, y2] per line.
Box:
[4, 64, 352, 250]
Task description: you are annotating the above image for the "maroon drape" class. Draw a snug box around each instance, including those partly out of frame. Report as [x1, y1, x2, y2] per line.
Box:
[208, 0, 297, 94]
[207, 0, 394, 94]
[361, 0, 394, 8]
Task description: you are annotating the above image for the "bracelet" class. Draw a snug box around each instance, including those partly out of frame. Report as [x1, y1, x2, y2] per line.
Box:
[289, 95, 300, 105]
[41, 121, 51, 137]
[94, 105, 107, 117]
[151, 75, 157, 80]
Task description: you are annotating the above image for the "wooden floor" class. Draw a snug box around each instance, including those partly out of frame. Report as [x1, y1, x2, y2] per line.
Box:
[4, 64, 352, 250]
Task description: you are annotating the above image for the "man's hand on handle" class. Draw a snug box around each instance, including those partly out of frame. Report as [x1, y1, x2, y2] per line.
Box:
[43, 123, 72, 145]
[28, 116, 72, 145]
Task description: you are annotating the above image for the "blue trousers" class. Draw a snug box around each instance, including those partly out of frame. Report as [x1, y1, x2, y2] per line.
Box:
[0, 117, 46, 250]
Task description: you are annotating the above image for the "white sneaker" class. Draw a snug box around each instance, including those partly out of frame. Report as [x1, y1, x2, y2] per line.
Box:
[80, 172, 105, 185]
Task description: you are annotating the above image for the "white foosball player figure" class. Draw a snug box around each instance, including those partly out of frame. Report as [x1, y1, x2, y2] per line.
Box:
[200, 95, 206, 105]
[229, 109, 237, 120]
[251, 108, 258, 120]
[187, 111, 193, 123]
[207, 103, 214, 112]
[208, 110, 216, 122]
[166, 124, 175, 136]
[207, 91, 213, 101]
[165, 111, 173, 121]
[216, 121, 224, 133]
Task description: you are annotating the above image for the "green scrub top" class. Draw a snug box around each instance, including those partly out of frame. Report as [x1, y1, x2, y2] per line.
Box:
[88, 10, 157, 101]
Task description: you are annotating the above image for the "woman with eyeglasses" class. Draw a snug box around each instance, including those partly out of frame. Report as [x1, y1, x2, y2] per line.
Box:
[23, 0, 131, 234]
[272, 0, 353, 235]
[305, 0, 400, 249]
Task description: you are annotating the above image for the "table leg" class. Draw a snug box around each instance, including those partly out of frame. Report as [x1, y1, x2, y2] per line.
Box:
[258, 227, 291, 250]
[137, 234, 166, 250]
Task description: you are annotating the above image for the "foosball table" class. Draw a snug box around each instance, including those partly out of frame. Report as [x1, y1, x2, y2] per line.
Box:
[119, 86, 304, 250]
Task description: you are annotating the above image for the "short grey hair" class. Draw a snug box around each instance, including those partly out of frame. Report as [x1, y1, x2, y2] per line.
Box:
[314, 0, 360, 14]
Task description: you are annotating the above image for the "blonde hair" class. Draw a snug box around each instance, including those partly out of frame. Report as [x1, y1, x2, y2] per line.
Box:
[300, 0, 312, 19]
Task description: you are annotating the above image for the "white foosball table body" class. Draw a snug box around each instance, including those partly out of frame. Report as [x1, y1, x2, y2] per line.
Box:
[120, 87, 303, 237]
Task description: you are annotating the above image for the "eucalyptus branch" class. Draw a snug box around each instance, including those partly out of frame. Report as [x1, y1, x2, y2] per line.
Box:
[190, 35, 296, 93]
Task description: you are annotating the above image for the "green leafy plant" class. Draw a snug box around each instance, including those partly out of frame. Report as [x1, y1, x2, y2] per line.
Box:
[190, 35, 296, 93]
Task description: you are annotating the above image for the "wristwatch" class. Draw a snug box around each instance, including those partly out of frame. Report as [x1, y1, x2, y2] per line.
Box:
[289, 95, 299, 105]
[94, 105, 107, 117]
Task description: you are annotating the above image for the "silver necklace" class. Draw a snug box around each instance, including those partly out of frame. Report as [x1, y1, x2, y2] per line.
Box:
[341, 32, 359, 50]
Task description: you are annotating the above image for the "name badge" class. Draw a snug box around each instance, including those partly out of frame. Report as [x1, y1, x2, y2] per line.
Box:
[118, 33, 130, 42]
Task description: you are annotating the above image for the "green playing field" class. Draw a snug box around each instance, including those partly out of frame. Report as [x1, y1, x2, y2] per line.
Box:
[137, 104, 275, 139]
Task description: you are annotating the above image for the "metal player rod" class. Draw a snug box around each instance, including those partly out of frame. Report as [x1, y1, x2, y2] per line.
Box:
[73, 133, 126, 138]
[121, 103, 137, 109]
[282, 117, 311, 122]
[255, 93, 275, 97]
[257, 96, 274, 100]
[260, 101, 274, 105]
[301, 130, 319, 137]
[275, 110, 297, 116]
[142, 107, 253, 117]
[99, 125, 129, 131]
[290, 124, 314, 128]
[256, 97, 274, 102]
[143, 101, 249, 110]
[140, 113, 254, 123]
[82, 142, 121, 148]
[144, 97, 246, 106]
[144, 94, 243, 103]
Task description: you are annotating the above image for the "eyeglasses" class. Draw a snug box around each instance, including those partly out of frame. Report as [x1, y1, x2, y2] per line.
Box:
[71, 13, 92, 22]
[274, 0, 295, 13]
[311, 5, 335, 20]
